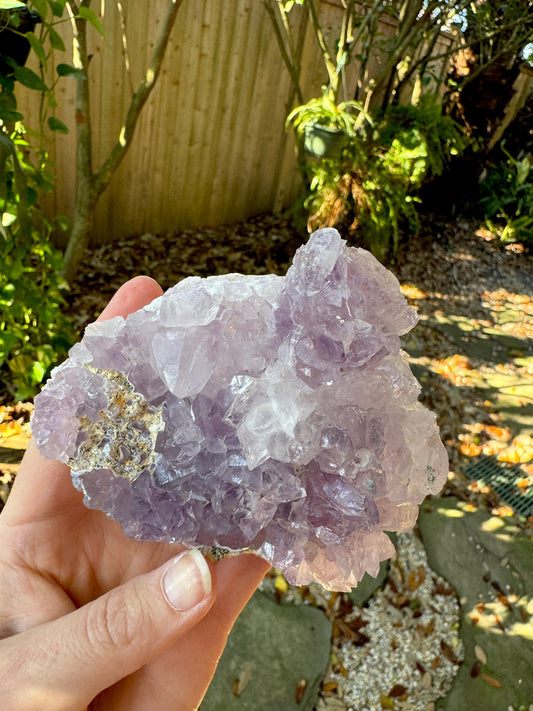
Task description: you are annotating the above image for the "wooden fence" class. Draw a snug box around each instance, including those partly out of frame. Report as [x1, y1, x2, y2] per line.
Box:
[16, 0, 454, 245]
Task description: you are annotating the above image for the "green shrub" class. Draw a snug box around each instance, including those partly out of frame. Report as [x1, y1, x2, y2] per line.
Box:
[0, 0, 76, 401]
[480, 148, 533, 244]
[0, 126, 75, 402]
[300, 96, 467, 259]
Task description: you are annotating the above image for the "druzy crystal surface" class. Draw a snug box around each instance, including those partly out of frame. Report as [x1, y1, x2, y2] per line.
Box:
[32, 229, 448, 591]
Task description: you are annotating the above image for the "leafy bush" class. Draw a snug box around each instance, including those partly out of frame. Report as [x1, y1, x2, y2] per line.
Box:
[0, 127, 75, 401]
[480, 148, 533, 244]
[286, 88, 370, 136]
[1, 0, 75, 401]
[300, 97, 467, 259]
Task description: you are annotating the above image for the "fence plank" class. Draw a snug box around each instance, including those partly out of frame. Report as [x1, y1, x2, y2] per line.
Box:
[14, 0, 454, 245]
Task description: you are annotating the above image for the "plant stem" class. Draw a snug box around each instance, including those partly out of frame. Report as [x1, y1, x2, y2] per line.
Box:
[62, 0, 184, 282]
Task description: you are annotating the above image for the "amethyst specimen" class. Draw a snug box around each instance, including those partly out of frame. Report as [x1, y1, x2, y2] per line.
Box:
[32, 229, 448, 591]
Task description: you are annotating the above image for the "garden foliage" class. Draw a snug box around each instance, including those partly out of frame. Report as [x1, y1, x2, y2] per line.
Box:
[0, 0, 75, 400]
[298, 97, 466, 259]
[480, 147, 533, 244]
[268, 0, 533, 257]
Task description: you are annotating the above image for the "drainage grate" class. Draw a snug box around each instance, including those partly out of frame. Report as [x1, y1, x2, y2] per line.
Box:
[464, 456, 532, 518]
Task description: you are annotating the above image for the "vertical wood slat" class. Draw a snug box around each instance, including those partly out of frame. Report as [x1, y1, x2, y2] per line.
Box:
[14, 0, 454, 245]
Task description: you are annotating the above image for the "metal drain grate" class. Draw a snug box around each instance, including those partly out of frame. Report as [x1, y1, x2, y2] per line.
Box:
[464, 456, 532, 518]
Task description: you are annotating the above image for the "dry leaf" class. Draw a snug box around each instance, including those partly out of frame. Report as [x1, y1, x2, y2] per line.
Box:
[321, 680, 338, 694]
[481, 673, 502, 689]
[389, 684, 407, 698]
[232, 663, 253, 697]
[441, 640, 460, 664]
[407, 565, 427, 590]
[470, 660, 481, 678]
[295, 678, 307, 704]
[474, 645, 487, 665]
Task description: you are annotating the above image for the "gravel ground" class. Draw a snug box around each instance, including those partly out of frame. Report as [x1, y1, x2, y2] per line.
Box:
[323, 531, 463, 711]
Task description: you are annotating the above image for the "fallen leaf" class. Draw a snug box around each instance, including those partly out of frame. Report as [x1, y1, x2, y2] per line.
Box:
[232, 663, 253, 697]
[474, 645, 487, 665]
[441, 640, 460, 664]
[295, 678, 307, 704]
[407, 565, 426, 590]
[481, 673, 502, 689]
[470, 660, 481, 677]
[389, 684, 407, 698]
[321, 680, 338, 694]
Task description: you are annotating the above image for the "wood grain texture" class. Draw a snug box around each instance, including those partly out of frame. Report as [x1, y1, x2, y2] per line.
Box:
[15, 0, 453, 245]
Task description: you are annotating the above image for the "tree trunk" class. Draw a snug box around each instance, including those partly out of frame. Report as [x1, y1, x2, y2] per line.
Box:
[62, 184, 97, 283]
[60, 0, 183, 283]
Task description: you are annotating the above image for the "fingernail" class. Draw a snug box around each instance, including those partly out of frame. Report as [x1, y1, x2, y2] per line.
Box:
[162, 549, 212, 612]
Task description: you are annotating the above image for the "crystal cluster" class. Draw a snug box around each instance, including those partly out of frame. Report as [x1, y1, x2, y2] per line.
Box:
[32, 229, 448, 591]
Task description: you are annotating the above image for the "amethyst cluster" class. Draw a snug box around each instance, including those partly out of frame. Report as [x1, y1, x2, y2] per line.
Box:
[32, 229, 447, 591]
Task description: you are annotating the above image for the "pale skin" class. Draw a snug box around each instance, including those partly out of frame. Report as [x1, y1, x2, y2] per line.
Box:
[0, 276, 270, 711]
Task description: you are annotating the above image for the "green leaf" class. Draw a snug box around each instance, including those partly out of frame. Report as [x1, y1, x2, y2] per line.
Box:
[12, 64, 49, 92]
[0, 92, 21, 123]
[26, 32, 47, 69]
[54, 214, 70, 232]
[31, 359, 46, 384]
[48, 27, 66, 52]
[0, 332, 17, 362]
[47, 116, 69, 134]
[0, 108, 21, 121]
[1, 212, 17, 227]
[56, 63, 85, 80]
[78, 6, 104, 36]
[0, 0, 25, 9]
[29, 0, 47, 19]
[49, 0, 65, 17]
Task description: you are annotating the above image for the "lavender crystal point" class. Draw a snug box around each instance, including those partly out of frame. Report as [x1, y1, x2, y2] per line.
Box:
[32, 229, 448, 591]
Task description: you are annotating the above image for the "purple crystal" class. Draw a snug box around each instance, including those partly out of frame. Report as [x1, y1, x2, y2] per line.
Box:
[32, 229, 448, 591]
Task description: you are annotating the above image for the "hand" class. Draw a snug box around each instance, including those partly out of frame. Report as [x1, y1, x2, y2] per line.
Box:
[0, 276, 269, 711]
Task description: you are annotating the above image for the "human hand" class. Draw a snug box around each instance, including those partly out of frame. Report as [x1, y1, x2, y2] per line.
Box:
[0, 276, 270, 711]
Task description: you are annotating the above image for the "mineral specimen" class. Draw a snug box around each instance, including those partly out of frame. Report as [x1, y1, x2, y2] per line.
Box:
[32, 228, 448, 591]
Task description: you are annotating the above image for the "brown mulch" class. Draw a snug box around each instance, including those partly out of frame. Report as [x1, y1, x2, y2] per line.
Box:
[66, 214, 304, 333]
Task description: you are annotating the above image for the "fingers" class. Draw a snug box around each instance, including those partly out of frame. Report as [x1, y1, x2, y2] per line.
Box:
[96, 552, 271, 711]
[97, 275, 163, 322]
[0, 550, 213, 711]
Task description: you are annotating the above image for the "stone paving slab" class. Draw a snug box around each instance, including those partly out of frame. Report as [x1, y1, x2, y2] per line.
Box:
[418, 497, 533, 711]
[200, 590, 332, 711]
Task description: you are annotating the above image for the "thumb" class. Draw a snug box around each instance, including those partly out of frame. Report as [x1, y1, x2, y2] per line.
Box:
[1, 549, 213, 711]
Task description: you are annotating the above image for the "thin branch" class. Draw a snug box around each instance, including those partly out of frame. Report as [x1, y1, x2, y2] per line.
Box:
[392, 20, 444, 102]
[66, 2, 93, 189]
[116, 0, 134, 95]
[305, 0, 337, 90]
[263, 0, 304, 104]
[93, 0, 184, 197]
[397, 5, 533, 97]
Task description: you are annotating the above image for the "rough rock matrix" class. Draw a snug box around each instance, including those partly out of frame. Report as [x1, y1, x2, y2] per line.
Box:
[32, 229, 448, 591]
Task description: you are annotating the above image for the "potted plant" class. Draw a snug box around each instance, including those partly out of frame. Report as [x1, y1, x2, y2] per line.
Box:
[0, 1, 42, 77]
[286, 88, 371, 159]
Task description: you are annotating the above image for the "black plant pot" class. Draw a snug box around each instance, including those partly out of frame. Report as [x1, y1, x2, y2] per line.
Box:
[303, 123, 346, 159]
[0, 7, 42, 77]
